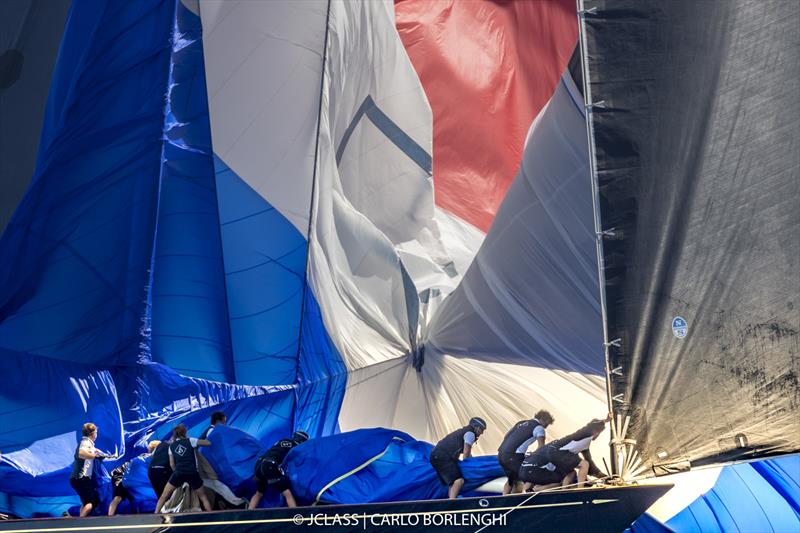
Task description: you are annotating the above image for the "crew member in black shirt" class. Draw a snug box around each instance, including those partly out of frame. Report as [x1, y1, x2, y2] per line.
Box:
[429, 417, 487, 499]
[249, 430, 309, 509]
[148, 437, 173, 501]
[108, 440, 160, 516]
[519, 418, 607, 491]
[497, 409, 554, 494]
[153, 424, 212, 513]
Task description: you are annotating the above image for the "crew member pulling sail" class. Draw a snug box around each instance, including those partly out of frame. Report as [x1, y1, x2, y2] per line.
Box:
[148, 437, 173, 501]
[519, 418, 607, 491]
[69, 423, 108, 517]
[199, 411, 226, 440]
[108, 440, 160, 516]
[497, 410, 554, 494]
[154, 424, 212, 513]
[430, 417, 487, 499]
[249, 430, 310, 509]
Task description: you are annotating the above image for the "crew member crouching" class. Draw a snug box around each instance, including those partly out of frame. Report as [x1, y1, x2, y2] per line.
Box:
[249, 430, 309, 509]
[497, 410, 554, 494]
[108, 440, 160, 516]
[430, 417, 487, 499]
[518, 418, 607, 491]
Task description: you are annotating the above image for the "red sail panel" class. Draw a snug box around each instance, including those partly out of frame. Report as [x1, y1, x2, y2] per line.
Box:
[395, 0, 577, 232]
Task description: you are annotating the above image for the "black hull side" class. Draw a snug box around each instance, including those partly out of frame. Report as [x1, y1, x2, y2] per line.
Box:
[0, 484, 671, 533]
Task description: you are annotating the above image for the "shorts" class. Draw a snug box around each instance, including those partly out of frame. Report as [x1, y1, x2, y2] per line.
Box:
[168, 471, 204, 491]
[429, 450, 463, 486]
[112, 480, 132, 500]
[148, 466, 173, 497]
[518, 446, 581, 485]
[548, 448, 581, 473]
[70, 477, 100, 507]
[498, 452, 524, 483]
[517, 462, 563, 485]
[255, 461, 291, 493]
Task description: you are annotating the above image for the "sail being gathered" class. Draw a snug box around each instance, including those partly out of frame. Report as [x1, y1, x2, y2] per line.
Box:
[2, 0, 796, 523]
[0, 0, 596, 517]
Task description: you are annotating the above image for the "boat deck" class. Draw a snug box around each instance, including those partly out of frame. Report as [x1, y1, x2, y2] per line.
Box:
[0, 484, 671, 533]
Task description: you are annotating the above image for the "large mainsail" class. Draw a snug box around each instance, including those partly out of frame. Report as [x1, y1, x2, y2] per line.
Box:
[578, 0, 800, 475]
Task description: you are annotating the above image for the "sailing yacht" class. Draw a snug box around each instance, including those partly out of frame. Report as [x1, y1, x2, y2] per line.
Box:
[0, 0, 796, 531]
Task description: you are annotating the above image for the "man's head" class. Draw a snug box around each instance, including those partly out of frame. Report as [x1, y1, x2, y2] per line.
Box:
[534, 409, 555, 428]
[469, 417, 487, 437]
[148, 440, 161, 453]
[210, 410, 227, 426]
[292, 430, 310, 444]
[173, 423, 188, 439]
[587, 419, 606, 440]
[82, 422, 97, 440]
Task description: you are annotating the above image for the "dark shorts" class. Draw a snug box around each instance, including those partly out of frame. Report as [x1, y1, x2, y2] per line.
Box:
[518, 446, 581, 485]
[112, 480, 131, 500]
[168, 471, 204, 491]
[429, 450, 463, 486]
[148, 466, 173, 497]
[70, 476, 99, 507]
[548, 448, 581, 473]
[498, 452, 524, 483]
[518, 463, 563, 485]
[255, 461, 291, 493]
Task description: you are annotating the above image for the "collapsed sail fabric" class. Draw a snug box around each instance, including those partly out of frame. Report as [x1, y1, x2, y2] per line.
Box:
[285, 428, 503, 505]
[419, 73, 608, 449]
[0, 0, 70, 234]
[628, 455, 800, 532]
[1, 0, 633, 519]
[112, 427, 503, 511]
[0, 0, 496, 516]
[579, 0, 800, 473]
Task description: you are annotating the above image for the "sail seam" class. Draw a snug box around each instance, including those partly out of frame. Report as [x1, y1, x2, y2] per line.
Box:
[294, 0, 333, 384]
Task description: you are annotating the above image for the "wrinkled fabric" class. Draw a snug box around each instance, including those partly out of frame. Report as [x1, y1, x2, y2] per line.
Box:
[395, 0, 577, 232]
[285, 428, 503, 505]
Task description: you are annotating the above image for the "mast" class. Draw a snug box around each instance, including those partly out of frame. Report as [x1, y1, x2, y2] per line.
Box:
[576, 0, 621, 477]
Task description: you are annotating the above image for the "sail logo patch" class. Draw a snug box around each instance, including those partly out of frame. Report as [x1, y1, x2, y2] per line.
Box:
[175, 444, 187, 456]
[672, 317, 687, 338]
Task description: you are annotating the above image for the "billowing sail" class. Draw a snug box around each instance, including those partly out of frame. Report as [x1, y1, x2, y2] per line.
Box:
[579, 0, 800, 474]
[5, 0, 796, 522]
[0, 0, 596, 517]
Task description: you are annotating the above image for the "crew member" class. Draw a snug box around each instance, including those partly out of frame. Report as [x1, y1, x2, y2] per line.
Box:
[154, 424, 212, 513]
[497, 410, 554, 494]
[199, 411, 226, 440]
[249, 430, 309, 509]
[429, 417, 487, 499]
[519, 418, 607, 491]
[108, 440, 160, 516]
[148, 437, 173, 501]
[69, 423, 108, 517]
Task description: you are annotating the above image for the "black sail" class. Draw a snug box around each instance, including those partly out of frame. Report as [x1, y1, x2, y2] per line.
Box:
[579, 0, 800, 474]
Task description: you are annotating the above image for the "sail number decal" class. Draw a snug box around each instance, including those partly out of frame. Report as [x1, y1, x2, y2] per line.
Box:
[672, 316, 688, 338]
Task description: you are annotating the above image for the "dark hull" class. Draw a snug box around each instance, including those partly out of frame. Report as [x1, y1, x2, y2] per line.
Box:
[0, 484, 671, 533]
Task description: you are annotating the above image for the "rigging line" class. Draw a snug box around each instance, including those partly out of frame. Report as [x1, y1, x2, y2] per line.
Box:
[294, 0, 332, 382]
[473, 475, 613, 533]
